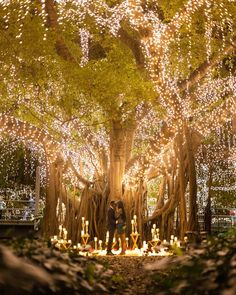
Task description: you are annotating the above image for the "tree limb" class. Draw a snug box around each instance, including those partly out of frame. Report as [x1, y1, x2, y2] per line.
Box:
[178, 36, 236, 92]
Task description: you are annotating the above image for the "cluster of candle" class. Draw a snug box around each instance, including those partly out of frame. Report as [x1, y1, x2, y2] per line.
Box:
[170, 235, 181, 247]
[93, 237, 103, 251]
[50, 225, 72, 250]
[59, 224, 68, 240]
[151, 224, 160, 241]
[81, 217, 89, 236]
[131, 215, 138, 233]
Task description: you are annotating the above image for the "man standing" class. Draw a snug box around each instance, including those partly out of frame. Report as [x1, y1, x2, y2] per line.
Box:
[106, 200, 116, 255]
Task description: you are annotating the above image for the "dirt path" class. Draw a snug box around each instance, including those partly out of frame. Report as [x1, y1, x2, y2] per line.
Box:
[96, 256, 161, 294]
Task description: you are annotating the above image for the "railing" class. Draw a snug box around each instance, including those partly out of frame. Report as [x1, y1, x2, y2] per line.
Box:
[198, 209, 236, 232]
[0, 198, 43, 231]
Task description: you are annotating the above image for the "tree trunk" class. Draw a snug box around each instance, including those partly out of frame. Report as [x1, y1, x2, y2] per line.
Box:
[185, 124, 198, 232]
[204, 167, 212, 234]
[109, 121, 126, 200]
[41, 161, 59, 236]
[176, 131, 187, 239]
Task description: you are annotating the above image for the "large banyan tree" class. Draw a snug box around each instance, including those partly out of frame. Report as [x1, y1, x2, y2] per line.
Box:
[0, 0, 235, 242]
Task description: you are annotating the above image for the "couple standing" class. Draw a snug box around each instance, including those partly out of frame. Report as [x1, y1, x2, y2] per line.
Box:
[107, 200, 126, 255]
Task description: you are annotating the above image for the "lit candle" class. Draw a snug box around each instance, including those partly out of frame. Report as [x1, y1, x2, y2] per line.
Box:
[63, 230, 67, 240]
[134, 215, 137, 220]
[131, 219, 134, 233]
[68, 239, 71, 244]
[151, 228, 155, 239]
[171, 235, 174, 240]
[94, 237, 98, 250]
[143, 241, 147, 251]
[106, 231, 109, 243]
[73, 245, 77, 249]
[59, 225, 62, 238]
[81, 230, 84, 236]
[153, 224, 156, 229]
[77, 243, 81, 248]
[85, 220, 89, 234]
[154, 234, 157, 240]
[99, 240, 102, 250]
[54, 235, 57, 240]
[82, 217, 85, 231]
[126, 237, 129, 247]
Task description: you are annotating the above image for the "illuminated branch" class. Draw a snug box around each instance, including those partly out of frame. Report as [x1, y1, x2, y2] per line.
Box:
[0, 114, 60, 155]
[66, 157, 92, 186]
[178, 36, 236, 92]
[118, 27, 145, 68]
[45, 0, 76, 62]
[193, 96, 236, 136]
[160, 0, 206, 47]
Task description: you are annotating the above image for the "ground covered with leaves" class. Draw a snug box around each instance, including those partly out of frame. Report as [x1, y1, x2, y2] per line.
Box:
[0, 229, 235, 295]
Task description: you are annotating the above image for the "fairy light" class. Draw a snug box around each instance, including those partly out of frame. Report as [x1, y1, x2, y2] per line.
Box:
[0, 0, 235, 193]
[79, 28, 90, 66]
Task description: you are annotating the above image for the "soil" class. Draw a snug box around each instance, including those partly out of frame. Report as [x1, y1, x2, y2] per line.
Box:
[96, 256, 161, 294]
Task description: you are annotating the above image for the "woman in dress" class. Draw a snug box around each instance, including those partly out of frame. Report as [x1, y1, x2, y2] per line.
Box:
[116, 200, 126, 255]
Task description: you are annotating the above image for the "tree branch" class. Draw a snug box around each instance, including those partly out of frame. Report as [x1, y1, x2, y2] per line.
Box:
[178, 36, 236, 92]
[66, 157, 92, 186]
[45, 0, 76, 62]
[118, 27, 145, 69]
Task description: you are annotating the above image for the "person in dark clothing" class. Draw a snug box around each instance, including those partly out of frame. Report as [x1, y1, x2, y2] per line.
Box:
[106, 200, 116, 255]
[115, 200, 126, 255]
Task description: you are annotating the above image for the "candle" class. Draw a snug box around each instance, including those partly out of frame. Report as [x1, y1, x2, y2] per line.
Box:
[171, 235, 174, 240]
[82, 217, 85, 231]
[106, 231, 109, 243]
[73, 245, 77, 249]
[143, 241, 147, 251]
[174, 237, 178, 242]
[94, 237, 98, 250]
[63, 230, 67, 240]
[153, 224, 156, 229]
[68, 239, 71, 244]
[85, 221, 89, 234]
[177, 241, 180, 247]
[151, 228, 155, 239]
[59, 225, 62, 238]
[54, 235, 57, 240]
[134, 215, 137, 220]
[99, 240, 102, 250]
[77, 243, 81, 248]
[126, 237, 129, 247]
[154, 234, 157, 240]
[131, 219, 134, 233]
[81, 230, 84, 236]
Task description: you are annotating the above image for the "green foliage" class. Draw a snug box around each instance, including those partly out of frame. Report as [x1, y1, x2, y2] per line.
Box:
[150, 235, 236, 294]
[84, 262, 95, 284]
